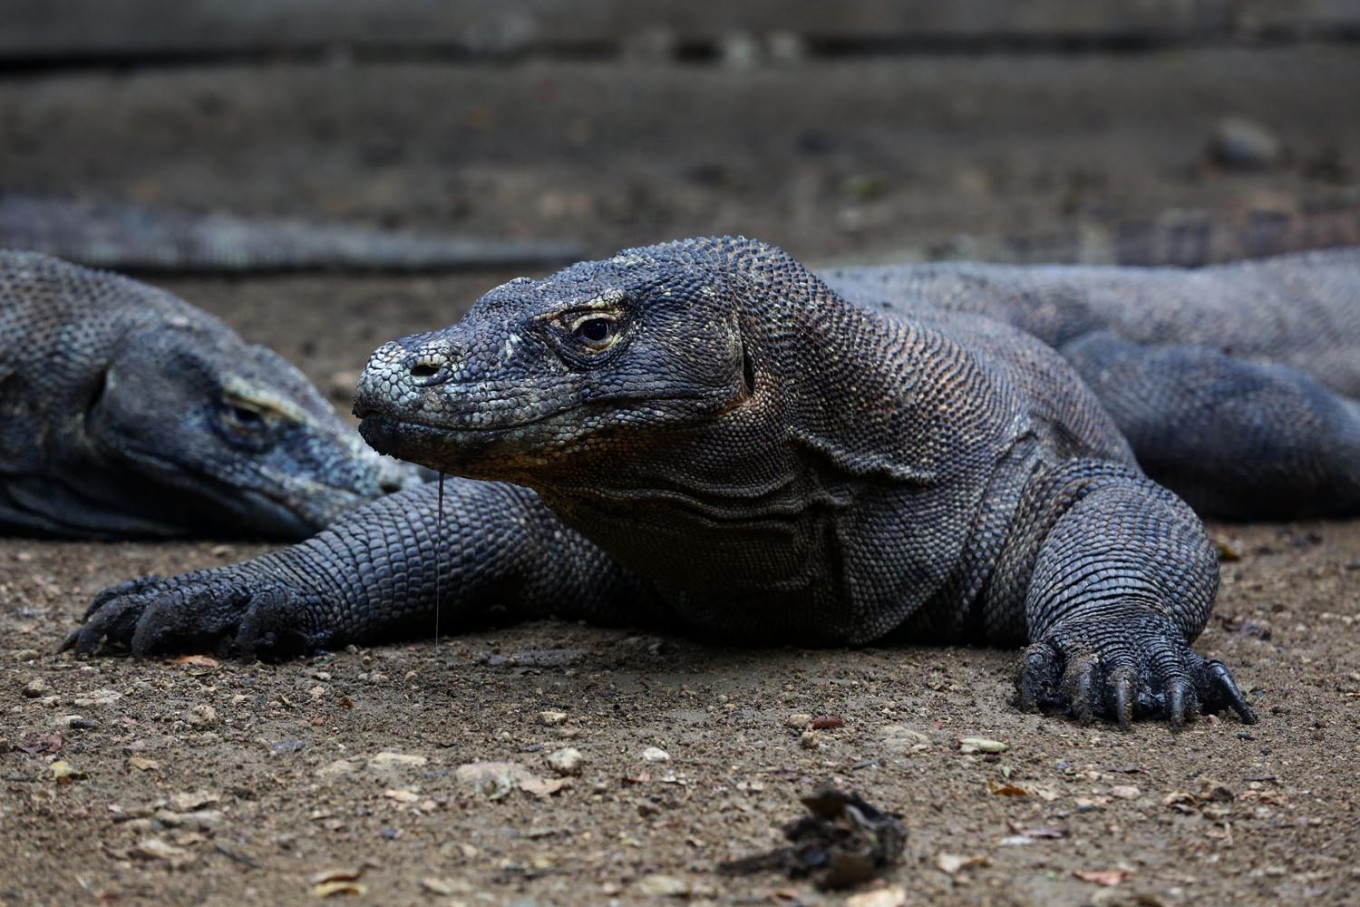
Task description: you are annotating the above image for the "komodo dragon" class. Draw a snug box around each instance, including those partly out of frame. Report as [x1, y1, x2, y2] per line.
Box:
[0, 250, 417, 539]
[65, 238, 1360, 726]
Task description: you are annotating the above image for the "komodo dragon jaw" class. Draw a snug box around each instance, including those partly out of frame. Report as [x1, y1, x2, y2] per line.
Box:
[0, 251, 417, 539]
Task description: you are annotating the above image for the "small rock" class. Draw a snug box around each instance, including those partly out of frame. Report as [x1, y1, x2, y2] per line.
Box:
[879, 724, 931, 753]
[56, 715, 99, 730]
[13, 649, 42, 662]
[367, 752, 428, 771]
[317, 759, 361, 778]
[1110, 785, 1141, 800]
[169, 790, 221, 812]
[185, 704, 218, 728]
[799, 730, 820, 750]
[134, 837, 194, 867]
[846, 885, 908, 907]
[72, 688, 122, 708]
[641, 746, 670, 763]
[1209, 116, 1283, 170]
[959, 737, 1009, 754]
[21, 678, 50, 698]
[785, 712, 813, 729]
[637, 873, 691, 897]
[420, 877, 474, 896]
[538, 710, 568, 726]
[154, 808, 224, 830]
[546, 747, 584, 777]
[454, 761, 534, 799]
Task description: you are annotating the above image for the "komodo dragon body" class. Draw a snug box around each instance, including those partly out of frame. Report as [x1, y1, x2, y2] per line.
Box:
[0, 251, 416, 539]
[67, 238, 1360, 726]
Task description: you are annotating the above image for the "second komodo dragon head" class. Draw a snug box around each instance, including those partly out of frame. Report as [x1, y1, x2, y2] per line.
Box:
[0, 252, 415, 539]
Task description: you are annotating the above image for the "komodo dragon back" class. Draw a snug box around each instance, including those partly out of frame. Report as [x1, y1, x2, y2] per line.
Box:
[0, 251, 416, 539]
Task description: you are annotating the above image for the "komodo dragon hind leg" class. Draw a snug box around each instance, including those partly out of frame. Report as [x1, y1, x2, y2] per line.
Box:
[1062, 332, 1360, 520]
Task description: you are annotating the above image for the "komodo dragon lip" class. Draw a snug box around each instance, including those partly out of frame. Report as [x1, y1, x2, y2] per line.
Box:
[356, 387, 741, 467]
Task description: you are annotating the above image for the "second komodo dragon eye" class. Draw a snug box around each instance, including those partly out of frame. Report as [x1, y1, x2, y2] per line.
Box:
[220, 397, 273, 439]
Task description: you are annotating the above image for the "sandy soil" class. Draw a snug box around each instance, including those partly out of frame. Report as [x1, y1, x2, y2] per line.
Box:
[3, 45, 1360, 907]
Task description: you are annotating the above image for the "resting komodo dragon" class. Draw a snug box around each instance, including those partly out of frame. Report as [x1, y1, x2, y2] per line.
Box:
[66, 238, 1360, 726]
[0, 251, 416, 538]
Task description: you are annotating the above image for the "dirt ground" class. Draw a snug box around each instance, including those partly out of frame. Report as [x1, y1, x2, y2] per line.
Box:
[3, 30, 1360, 907]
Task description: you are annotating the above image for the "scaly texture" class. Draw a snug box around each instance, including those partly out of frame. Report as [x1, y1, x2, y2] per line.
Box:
[823, 249, 1360, 517]
[0, 251, 416, 538]
[71, 238, 1360, 725]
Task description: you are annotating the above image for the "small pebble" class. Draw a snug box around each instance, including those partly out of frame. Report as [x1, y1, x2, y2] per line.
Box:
[1209, 116, 1283, 170]
[538, 710, 568, 726]
[641, 746, 670, 763]
[546, 747, 584, 777]
[185, 705, 218, 728]
[22, 678, 49, 698]
[637, 873, 691, 897]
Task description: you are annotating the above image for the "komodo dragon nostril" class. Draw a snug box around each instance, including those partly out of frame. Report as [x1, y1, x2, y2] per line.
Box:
[407, 359, 450, 385]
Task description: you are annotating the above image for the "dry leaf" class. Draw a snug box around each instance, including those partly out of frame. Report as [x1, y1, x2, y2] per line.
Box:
[310, 882, 367, 898]
[171, 655, 219, 667]
[49, 760, 88, 783]
[1073, 869, 1131, 886]
[519, 776, 571, 798]
[958, 737, 1009, 754]
[936, 852, 988, 874]
[307, 867, 364, 885]
[988, 780, 1030, 797]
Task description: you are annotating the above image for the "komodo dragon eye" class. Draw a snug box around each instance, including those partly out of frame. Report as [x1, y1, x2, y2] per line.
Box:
[565, 313, 621, 352]
[219, 394, 281, 442]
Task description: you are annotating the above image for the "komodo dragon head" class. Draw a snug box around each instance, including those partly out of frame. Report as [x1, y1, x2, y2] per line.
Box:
[0, 252, 416, 539]
[354, 237, 766, 486]
[81, 319, 416, 539]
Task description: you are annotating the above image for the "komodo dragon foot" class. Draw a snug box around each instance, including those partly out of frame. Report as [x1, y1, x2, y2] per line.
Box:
[1016, 614, 1257, 728]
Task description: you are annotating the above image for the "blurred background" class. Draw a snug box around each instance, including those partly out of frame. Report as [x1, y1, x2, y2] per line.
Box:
[4, 0, 1359, 267]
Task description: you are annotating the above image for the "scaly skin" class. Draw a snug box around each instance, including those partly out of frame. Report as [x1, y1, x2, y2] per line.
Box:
[1, 251, 417, 538]
[67, 236, 1349, 728]
[824, 249, 1360, 518]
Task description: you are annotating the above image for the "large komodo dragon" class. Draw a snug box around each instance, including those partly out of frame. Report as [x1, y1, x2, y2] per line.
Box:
[0, 251, 416, 538]
[66, 238, 1360, 727]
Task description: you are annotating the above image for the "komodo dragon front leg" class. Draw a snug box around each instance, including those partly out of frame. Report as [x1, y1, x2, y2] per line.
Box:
[70, 237, 1263, 728]
[65, 479, 652, 657]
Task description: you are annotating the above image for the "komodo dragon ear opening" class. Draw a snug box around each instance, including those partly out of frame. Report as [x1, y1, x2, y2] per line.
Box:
[85, 367, 109, 416]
